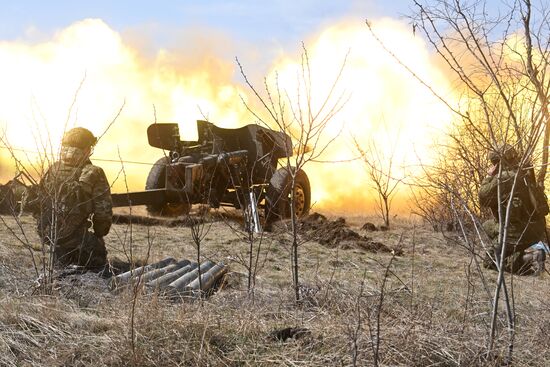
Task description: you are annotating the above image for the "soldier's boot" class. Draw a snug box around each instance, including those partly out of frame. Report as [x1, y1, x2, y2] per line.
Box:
[531, 249, 546, 275]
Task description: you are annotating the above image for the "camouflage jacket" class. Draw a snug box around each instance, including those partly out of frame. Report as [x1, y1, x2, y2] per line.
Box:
[478, 169, 545, 247]
[38, 146, 112, 240]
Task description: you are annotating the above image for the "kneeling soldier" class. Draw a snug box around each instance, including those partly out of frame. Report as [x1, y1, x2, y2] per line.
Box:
[35, 127, 112, 269]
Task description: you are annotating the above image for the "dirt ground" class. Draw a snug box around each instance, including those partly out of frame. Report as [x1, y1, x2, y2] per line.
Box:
[0, 208, 549, 366]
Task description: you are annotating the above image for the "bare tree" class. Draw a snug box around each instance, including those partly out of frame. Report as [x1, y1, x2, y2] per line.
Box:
[237, 45, 349, 302]
[365, 0, 550, 363]
[217, 160, 270, 298]
[0, 83, 124, 294]
[353, 125, 403, 228]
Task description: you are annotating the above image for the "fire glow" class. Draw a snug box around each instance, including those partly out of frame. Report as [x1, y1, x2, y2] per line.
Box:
[0, 18, 453, 213]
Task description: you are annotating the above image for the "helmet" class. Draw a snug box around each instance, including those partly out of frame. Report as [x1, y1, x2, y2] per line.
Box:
[61, 128, 97, 149]
[488, 143, 518, 165]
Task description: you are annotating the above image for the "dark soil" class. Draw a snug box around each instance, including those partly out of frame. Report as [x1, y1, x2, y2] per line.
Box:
[270, 327, 311, 341]
[299, 213, 395, 253]
[361, 222, 378, 231]
[112, 213, 204, 227]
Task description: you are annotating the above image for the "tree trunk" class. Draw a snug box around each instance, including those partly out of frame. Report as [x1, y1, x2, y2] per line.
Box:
[383, 196, 390, 228]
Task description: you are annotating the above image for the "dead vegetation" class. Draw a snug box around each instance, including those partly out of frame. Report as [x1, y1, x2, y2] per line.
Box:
[0, 213, 548, 366]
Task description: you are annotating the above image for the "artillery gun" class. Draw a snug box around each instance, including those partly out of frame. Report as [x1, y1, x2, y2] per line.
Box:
[111, 120, 311, 230]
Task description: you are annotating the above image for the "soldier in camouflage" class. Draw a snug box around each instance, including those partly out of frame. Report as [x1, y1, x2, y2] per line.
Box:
[37, 127, 112, 269]
[479, 144, 546, 275]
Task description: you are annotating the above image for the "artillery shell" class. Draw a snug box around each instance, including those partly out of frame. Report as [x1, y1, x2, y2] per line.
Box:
[167, 260, 215, 293]
[145, 262, 198, 289]
[109, 256, 176, 290]
[186, 262, 227, 292]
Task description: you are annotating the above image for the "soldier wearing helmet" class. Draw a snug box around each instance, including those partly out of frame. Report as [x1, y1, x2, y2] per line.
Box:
[479, 143, 546, 275]
[36, 127, 112, 270]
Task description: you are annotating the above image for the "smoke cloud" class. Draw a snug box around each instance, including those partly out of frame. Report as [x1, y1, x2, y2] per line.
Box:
[0, 18, 454, 214]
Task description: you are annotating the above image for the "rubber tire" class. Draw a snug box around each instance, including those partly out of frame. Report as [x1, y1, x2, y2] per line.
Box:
[266, 167, 311, 223]
[145, 156, 191, 217]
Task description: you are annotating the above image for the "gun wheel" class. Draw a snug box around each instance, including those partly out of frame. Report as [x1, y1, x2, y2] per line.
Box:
[145, 156, 191, 217]
[293, 184, 307, 217]
[266, 167, 311, 223]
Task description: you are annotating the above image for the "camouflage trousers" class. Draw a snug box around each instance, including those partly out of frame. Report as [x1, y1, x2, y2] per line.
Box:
[53, 230, 107, 269]
[482, 219, 541, 275]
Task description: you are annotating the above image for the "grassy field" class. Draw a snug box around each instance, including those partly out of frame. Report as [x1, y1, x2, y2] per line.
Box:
[0, 209, 548, 366]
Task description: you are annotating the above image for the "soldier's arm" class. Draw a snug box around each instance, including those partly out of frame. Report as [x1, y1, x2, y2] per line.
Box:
[80, 165, 113, 236]
[478, 170, 517, 208]
[479, 175, 498, 208]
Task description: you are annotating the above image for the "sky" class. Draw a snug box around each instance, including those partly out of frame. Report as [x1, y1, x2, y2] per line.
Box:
[0, 1, 510, 69]
[0, 1, 411, 45]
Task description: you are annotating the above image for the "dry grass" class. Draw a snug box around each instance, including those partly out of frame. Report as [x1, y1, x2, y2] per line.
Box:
[0, 210, 549, 366]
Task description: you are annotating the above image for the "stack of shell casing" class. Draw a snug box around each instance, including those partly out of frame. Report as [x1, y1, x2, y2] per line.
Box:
[109, 256, 228, 298]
